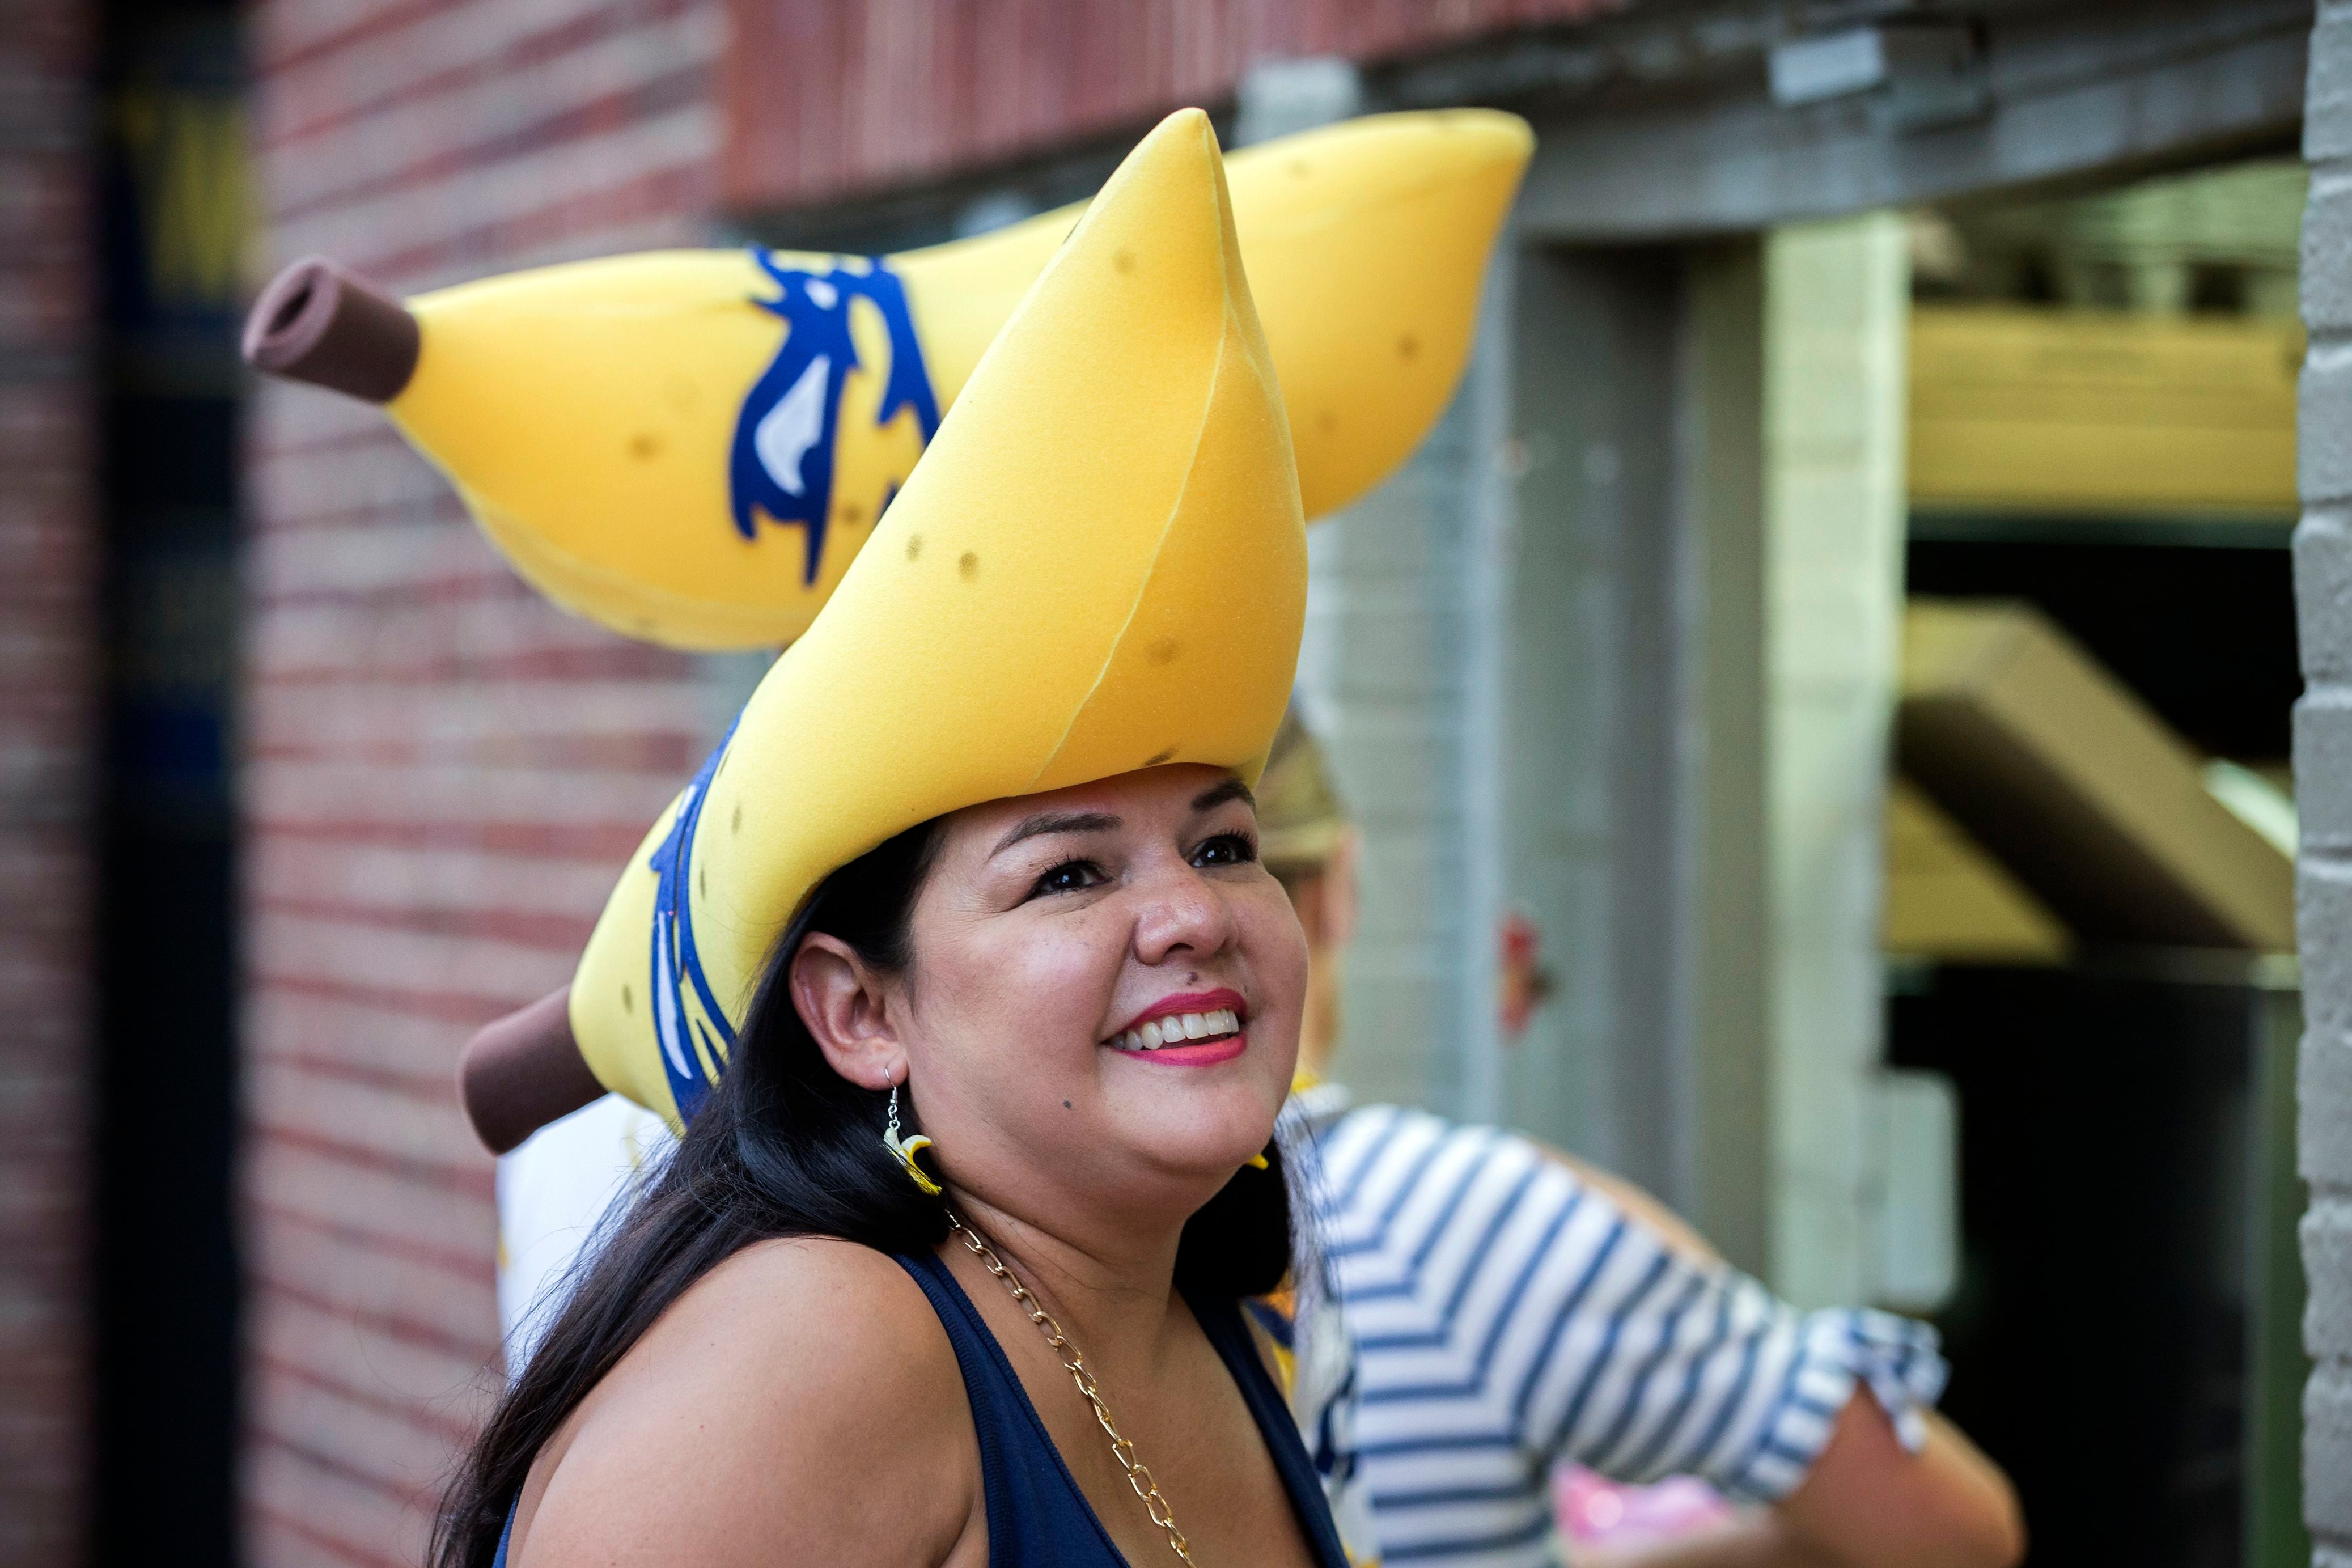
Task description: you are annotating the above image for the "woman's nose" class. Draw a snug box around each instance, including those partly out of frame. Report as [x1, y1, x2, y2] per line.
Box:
[1131, 864, 1235, 965]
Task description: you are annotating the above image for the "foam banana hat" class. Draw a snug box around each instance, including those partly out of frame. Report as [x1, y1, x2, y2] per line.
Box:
[242, 112, 1529, 651]
[568, 107, 1304, 1124]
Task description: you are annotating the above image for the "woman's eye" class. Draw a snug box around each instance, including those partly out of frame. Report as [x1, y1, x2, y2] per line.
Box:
[1194, 833, 1257, 868]
[1029, 859, 1104, 899]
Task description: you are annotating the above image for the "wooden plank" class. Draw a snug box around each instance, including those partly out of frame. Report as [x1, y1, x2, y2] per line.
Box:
[1882, 777, 2072, 963]
[1898, 599, 2296, 951]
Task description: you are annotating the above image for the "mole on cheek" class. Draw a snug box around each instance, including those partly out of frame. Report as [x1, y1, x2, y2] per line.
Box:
[1063, 1100, 1073, 1109]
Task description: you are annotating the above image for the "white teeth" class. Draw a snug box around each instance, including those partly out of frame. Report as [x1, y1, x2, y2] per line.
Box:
[1107, 1007, 1246, 1050]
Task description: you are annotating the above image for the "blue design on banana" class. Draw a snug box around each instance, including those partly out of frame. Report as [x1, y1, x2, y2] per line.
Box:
[647, 721, 741, 1119]
[726, 250, 941, 583]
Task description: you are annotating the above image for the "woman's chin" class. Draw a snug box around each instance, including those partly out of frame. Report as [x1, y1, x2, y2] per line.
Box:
[1095, 1099, 1282, 1186]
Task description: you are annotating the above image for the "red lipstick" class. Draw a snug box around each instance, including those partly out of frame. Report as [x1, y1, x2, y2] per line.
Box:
[1132, 1035, 1246, 1067]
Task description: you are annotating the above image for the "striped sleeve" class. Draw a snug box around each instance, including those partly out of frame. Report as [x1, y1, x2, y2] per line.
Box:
[1701, 1303, 1947, 1500]
[1485, 1149, 1948, 1502]
[1308, 1105, 1951, 1568]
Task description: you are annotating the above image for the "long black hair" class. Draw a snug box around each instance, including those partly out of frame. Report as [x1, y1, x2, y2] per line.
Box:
[433, 817, 1295, 1567]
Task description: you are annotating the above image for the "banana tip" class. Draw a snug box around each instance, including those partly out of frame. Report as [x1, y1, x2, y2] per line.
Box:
[1431, 107, 1537, 166]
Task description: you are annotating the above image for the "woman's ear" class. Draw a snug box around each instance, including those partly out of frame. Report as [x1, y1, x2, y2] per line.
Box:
[790, 933, 905, 1090]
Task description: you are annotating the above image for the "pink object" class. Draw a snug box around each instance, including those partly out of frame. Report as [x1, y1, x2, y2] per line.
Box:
[1555, 1466, 1736, 1549]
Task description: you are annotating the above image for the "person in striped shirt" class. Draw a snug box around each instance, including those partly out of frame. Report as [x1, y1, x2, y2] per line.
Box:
[1256, 707, 2022, 1568]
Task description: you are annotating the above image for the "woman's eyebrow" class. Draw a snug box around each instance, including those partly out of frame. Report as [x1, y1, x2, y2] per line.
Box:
[1190, 777, 1255, 813]
[991, 810, 1121, 858]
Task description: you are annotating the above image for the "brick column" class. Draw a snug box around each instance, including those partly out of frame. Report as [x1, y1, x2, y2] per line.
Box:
[0, 3, 96, 1562]
[241, 2, 724, 1561]
[2300, 8, 2352, 1563]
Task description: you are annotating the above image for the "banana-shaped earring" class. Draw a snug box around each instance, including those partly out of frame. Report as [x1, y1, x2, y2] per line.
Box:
[884, 1082, 942, 1197]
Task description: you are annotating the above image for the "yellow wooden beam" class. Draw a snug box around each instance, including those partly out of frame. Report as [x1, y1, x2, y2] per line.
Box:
[1909, 304, 2300, 516]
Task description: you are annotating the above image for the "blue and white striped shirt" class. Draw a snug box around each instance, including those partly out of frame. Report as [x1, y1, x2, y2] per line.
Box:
[1292, 1094, 1947, 1568]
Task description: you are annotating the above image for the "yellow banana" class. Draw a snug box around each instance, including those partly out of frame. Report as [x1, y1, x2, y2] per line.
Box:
[244, 111, 1531, 651]
[577, 105, 1304, 1123]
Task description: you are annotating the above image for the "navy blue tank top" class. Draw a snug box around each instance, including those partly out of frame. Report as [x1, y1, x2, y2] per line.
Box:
[491, 1247, 1350, 1567]
[892, 1247, 1350, 1566]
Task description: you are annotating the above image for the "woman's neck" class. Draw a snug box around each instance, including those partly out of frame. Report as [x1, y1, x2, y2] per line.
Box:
[939, 1183, 1190, 1368]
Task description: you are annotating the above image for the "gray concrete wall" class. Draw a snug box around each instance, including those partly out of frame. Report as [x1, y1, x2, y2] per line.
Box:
[2303, 8, 2352, 1562]
[1495, 244, 1772, 1260]
[1497, 248, 1681, 1179]
[1294, 290, 1511, 1120]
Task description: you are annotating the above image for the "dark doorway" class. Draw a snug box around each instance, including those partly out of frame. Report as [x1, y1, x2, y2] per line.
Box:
[1889, 964, 2300, 1568]
[92, 6, 245, 1565]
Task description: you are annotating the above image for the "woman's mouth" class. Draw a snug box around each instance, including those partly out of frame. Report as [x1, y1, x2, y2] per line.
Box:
[1104, 990, 1247, 1066]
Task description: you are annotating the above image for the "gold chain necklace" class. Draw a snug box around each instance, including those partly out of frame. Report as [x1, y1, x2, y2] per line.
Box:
[947, 1210, 1198, 1565]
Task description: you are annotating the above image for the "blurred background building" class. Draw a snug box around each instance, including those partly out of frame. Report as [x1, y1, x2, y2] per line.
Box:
[6, 1, 2347, 1566]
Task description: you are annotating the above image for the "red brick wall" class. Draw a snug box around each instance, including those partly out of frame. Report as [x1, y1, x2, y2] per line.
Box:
[0, 3, 96, 1563]
[722, 0, 1620, 210]
[242, 2, 727, 1561]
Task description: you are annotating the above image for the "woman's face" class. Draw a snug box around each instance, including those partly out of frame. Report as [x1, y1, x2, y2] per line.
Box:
[884, 765, 1306, 1224]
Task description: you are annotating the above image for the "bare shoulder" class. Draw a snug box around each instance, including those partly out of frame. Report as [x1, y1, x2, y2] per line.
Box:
[649, 1233, 951, 1371]
[514, 1238, 978, 1568]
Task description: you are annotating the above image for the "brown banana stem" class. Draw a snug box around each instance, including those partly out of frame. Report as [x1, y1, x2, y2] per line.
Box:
[241, 256, 420, 403]
[457, 986, 604, 1155]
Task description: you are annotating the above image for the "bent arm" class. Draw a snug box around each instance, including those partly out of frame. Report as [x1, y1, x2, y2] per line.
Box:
[1517, 1148, 2021, 1568]
[1769, 1397, 2022, 1568]
[1583, 1399, 2022, 1568]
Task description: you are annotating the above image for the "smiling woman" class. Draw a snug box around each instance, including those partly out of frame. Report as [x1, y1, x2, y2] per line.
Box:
[431, 108, 1347, 1568]
[450, 768, 1319, 1568]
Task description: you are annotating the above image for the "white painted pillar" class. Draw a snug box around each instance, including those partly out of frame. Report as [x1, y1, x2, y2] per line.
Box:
[1761, 214, 1909, 1307]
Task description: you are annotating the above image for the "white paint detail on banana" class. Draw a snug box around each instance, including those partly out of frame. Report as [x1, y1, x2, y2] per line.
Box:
[753, 352, 830, 497]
